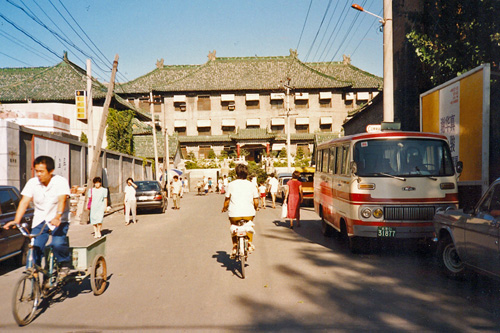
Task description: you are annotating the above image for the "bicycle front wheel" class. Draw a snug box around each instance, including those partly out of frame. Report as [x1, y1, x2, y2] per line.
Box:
[12, 274, 41, 326]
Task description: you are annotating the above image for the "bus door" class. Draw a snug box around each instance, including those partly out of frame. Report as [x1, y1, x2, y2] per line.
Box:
[334, 144, 351, 230]
[318, 148, 332, 219]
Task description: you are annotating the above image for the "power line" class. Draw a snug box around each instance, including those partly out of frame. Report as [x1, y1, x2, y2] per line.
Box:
[304, 0, 333, 62]
[0, 29, 57, 63]
[0, 50, 32, 66]
[317, 2, 351, 62]
[296, 0, 313, 51]
[0, 12, 62, 59]
[311, 0, 341, 61]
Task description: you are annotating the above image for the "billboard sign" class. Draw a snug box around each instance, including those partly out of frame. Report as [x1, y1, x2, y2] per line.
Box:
[420, 64, 490, 192]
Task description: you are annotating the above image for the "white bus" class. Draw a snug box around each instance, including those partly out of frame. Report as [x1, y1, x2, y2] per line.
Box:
[314, 130, 461, 253]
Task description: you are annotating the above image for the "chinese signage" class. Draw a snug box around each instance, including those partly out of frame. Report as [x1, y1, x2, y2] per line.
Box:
[75, 90, 87, 120]
[420, 64, 490, 189]
[34, 136, 70, 180]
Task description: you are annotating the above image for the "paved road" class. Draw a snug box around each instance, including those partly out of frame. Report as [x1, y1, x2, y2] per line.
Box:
[1, 192, 500, 332]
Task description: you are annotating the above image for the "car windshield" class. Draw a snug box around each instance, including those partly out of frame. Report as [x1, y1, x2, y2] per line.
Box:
[283, 178, 290, 185]
[300, 173, 314, 183]
[136, 182, 160, 191]
[353, 138, 455, 177]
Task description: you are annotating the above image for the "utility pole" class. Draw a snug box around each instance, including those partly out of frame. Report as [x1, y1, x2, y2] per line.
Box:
[86, 59, 93, 174]
[282, 78, 295, 172]
[150, 92, 159, 180]
[352, 1, 394, 123]
[80, 54, 119, 224]
[383, 0, 394, 123]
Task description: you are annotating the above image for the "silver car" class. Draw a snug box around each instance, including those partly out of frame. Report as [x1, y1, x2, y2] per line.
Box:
[434, 177, 500, 279]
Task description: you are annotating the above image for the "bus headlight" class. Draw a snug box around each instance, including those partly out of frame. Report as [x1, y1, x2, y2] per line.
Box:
[373, 208, 383, 218]
[361, 208, 372, 218]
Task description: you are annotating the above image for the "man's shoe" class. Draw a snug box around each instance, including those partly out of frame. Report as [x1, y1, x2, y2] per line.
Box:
[58, 264, 71, 279]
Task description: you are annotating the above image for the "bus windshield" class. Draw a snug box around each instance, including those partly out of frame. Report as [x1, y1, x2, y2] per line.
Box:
[353, 138, 455, 177]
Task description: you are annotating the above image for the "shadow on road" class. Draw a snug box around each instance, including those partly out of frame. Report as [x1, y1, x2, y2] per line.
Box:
[212, 251, 244, 279]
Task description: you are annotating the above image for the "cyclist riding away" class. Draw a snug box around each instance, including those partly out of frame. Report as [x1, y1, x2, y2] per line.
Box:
[221, 164, 259, 259]
[3, 155, 72, 277]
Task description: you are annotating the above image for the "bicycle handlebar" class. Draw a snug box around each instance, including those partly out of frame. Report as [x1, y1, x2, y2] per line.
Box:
[15, 220, 54, 238]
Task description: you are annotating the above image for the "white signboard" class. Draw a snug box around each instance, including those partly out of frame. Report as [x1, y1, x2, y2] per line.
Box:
[439, 81, 460, 164]
[34, 137, 70, 180]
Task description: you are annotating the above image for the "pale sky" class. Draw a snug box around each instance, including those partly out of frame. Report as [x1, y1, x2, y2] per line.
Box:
[0, 0, 383, 83]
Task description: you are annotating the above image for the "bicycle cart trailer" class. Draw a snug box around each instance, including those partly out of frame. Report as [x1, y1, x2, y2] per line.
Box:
[12, 223, 108, 326]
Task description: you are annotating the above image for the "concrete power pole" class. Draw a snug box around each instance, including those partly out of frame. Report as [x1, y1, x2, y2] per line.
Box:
[87, 59, 93, 174]
[383, 0, 394, 123]
[150, 92, 159, 180]
[80, 54, 119, 224]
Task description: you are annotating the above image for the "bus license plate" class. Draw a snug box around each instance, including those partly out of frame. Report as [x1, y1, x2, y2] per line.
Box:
[377, 227, 396, 237]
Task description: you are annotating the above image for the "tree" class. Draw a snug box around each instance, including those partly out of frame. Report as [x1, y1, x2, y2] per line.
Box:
[208, 149, 216, 159]
[80, 132, 88, 143]
[407, 0, 500, 86]
[106, 108, 135, 155]
[278, 147, 287, 159]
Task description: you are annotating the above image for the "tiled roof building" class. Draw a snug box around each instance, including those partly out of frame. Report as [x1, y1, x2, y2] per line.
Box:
[123, 51, 382, 162]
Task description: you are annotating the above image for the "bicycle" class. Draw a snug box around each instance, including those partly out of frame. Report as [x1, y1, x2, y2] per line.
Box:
[12, 221, 107, 326]
[231, 220, 254, 279]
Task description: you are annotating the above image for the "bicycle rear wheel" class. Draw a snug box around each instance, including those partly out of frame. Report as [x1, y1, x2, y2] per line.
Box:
[239, 237, 246, 279]
[12, 274, 41, 326]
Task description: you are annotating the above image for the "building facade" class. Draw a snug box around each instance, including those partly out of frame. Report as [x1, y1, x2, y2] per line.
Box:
[123, 51, 382, 162]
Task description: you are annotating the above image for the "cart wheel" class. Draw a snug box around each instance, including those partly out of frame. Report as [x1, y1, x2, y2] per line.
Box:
[90, 255, 107, 295]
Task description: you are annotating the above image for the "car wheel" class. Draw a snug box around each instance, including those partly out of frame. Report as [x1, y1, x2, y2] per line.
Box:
[438, 235, 465, 278]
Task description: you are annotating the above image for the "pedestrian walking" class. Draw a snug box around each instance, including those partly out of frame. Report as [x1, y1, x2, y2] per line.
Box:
[124, 177, 137, 225]
[268, 173, 279, 209]
[88, 177, 108, 238]
[218, 177, 223, 194]
[171, 175, 183, 209]
[284, 171, 303, 229]
[3, 156, 72, 276]
[258, 182, 267, 209]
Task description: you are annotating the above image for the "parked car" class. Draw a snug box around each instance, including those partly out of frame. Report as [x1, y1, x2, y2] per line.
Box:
[0, 185, 34, 266]
[275, 173, 292, 202]
[135, 180, 168, 213]
[434, 177, 500, 279]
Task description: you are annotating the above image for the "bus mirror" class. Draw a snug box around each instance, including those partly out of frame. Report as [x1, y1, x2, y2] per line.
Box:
[456, 161, 463, 176]
[350, 161, 358, 175]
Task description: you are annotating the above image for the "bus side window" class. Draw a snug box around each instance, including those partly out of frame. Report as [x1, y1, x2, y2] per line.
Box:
[322, 149, 329, 173]
[329, 147, 336, 174]
[341, 145, 350, 175]
[336, 146, 343, 175]
[316, 149, 322, 172]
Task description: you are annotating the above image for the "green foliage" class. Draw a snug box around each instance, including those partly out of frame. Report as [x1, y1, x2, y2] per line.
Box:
[208, 149, 216, 159]
[240, 148, 250, 157]
[185, 160, 199, 169]
[407, 0, 500, 86]
[278, 147, 287, 158]
[106, 108, 134, 155]
[218, 150, 228, 160]
[80, 132, 88, 143]
[187, 151, 196, 161]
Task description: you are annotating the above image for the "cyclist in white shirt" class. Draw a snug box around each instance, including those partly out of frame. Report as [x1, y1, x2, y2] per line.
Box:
[221, 164, 259, 258]
[3, 156, 71, 275]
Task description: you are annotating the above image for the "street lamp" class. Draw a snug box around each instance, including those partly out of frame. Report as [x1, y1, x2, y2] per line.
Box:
[352, 1, 394, 123]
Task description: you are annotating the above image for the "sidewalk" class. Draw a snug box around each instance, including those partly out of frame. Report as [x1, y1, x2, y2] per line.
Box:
[67, 208, 121, 248]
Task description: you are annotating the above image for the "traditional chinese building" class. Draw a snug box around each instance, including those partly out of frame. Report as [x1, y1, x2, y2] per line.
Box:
[122, 50, 382, 162]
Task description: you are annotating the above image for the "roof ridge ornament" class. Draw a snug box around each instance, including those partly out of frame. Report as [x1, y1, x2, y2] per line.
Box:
[156, 58, 164, 69]
[343, 54, 351, 65]
[208, 50, 217, 61]
[289, 49, 298, 58]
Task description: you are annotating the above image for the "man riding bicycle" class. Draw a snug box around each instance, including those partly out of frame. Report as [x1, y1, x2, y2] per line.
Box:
[221, 164, 259, 259]
[3, 155, 71, 277]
